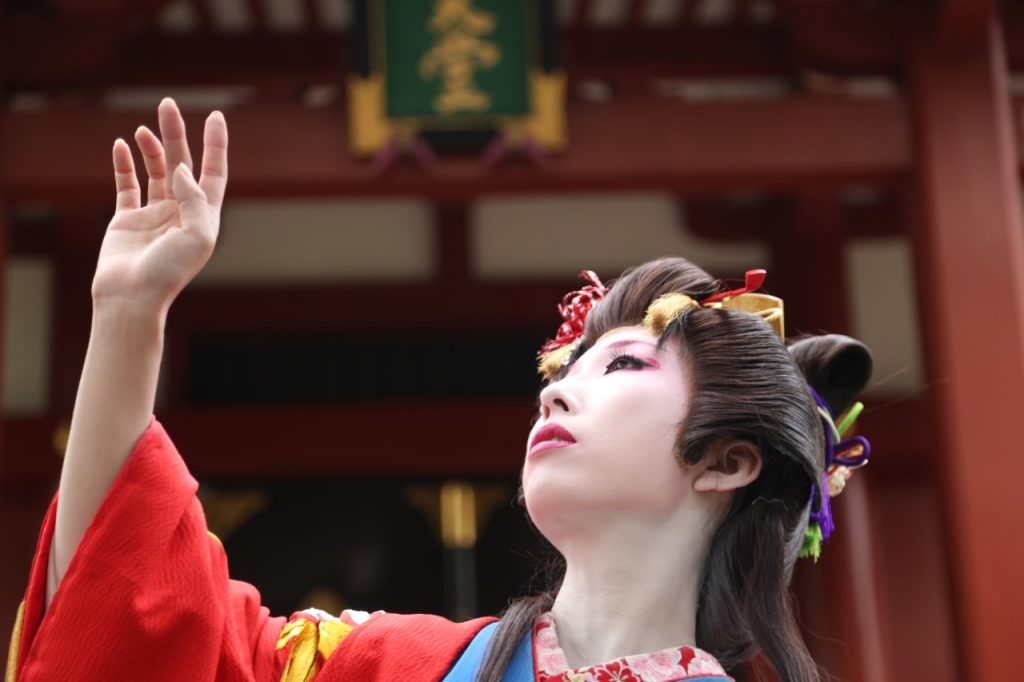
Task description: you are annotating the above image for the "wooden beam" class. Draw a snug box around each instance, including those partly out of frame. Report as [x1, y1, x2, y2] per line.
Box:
[434, 202, 471, 286]
[9, 195, 909, 258]
[563, 24, 794, 79]
[908, 19, 1024, 681]
[300, 0, 322, 29]
[0, 403, 534, 482]
[5, 25, 802, 90]
[627, 0, 648, 27]
[5, 31, 350, 90]
[1, 95, 911, 201]
[933, 0, 997, 51]
[187, 0, 216, 33]
[574, 0, 596, 27]
[1002, 4, 1024, 71]
[244, 0, 268, 31]
[167, 282, 572, 334]
[682, 192, 906, 245]
[776, 0, 910, 73]
[842, 192, 908, 238]
[768, 191, 848, 333]
[0, 395, 932, 484]
[15, 2, 1016, 87]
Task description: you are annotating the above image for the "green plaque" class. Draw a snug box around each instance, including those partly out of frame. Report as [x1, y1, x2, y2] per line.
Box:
[349, 0, 565, 156]
[379, 0, 532, 121]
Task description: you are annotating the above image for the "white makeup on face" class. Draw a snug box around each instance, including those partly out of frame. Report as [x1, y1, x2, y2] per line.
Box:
[522, 326, 696, 546]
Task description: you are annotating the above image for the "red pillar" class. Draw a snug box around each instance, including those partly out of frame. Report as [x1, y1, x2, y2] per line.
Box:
[434, 201, 471, 286]
[908, 20, 1024, 681]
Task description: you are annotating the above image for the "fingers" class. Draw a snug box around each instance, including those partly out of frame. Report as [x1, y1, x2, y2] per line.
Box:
[134, 125, 169, 203]
[112, 139, 141, 212]
[115, 99, 224, 217]
[198, 111, 228, 209]
[158, 98, 193, 181]
[172, 163, 216, 245]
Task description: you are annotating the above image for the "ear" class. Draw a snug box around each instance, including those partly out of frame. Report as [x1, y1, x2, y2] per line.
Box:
[693, 440, 763, 493]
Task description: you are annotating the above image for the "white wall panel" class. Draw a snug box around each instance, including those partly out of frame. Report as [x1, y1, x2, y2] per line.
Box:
[473, 193, 767, 279]
[3, 258, 53, 415]
[195, 200, 436, 285]
[847, 237, 924, 393]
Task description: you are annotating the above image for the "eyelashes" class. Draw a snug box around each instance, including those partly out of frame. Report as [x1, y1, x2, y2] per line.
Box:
[604, 352, 652, 374]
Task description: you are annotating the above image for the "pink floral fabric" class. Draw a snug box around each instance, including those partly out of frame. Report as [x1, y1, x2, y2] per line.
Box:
[532, 613, 731, 682]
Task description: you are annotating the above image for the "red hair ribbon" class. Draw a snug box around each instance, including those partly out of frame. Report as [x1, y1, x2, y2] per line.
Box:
[704, 269, 767, 304]
[540, 270, 608, 355]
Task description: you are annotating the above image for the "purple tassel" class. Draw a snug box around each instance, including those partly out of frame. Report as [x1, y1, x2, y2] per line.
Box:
[803, 388, 873, 559]
[810, 474, 835, 539]
[808, 388, 837, 540]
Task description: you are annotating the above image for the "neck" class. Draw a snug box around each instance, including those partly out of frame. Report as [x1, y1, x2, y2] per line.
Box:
[548, 512, 711, 669]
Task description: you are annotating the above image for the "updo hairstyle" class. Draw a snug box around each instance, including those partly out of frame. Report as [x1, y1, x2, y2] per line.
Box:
[478, 257, 873, 682]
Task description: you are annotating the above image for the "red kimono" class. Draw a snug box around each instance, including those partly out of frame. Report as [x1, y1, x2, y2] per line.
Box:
[6, 420, 732, 682]
[6, 420, 492, 681]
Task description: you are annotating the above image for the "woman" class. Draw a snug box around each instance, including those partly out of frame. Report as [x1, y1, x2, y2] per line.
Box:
[7, 100, 872, 682]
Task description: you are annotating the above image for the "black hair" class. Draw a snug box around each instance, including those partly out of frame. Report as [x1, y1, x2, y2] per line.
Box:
[478, 257, 872, 682]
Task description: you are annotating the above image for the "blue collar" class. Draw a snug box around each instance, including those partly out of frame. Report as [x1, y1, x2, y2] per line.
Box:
[442, 621, 533, 681]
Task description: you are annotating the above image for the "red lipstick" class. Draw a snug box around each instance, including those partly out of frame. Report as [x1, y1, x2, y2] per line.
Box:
[529, 423, 577, 457]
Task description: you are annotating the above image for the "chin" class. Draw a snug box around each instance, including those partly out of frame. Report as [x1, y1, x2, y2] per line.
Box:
[522, 476, 568, 538]
[522, 475, 613, 546]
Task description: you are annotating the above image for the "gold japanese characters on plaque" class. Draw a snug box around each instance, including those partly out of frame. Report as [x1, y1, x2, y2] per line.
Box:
[348, 0, 566, 160]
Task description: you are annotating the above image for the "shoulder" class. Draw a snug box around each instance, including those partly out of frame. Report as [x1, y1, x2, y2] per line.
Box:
[327, 612, 497, 680]
[276, 609, 496, 682]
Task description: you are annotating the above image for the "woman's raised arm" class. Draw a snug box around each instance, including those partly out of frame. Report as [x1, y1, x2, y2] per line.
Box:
[47, 98, 227, 605]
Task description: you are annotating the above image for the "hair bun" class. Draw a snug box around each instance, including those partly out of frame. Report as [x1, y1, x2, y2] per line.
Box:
[788, 334, 873, 416]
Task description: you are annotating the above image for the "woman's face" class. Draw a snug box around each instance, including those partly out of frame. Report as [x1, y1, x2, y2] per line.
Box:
[522, 326, 696, 541]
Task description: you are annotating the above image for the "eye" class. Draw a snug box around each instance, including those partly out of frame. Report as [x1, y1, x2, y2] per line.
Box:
[604, 354, 650, 374]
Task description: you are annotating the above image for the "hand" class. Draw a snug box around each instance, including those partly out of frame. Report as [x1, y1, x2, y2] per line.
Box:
[91, 98, 228, 314]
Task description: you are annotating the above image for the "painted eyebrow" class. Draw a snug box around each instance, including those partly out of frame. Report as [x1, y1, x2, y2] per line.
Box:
[604, 338, 659, 352]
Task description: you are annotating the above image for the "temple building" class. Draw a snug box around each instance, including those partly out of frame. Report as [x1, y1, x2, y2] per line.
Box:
[2, 1, 1022, 679]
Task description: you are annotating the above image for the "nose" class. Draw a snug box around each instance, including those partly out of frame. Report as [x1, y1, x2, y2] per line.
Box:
[538, 382, 572, 421]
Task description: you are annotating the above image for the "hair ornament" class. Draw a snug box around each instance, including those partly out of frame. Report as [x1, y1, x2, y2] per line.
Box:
[801, 390, 873, 562]
[706, 293, 785, 341]
[703, 268, 767, 304]
[537, 340, 580, 382]
[538, 268, 785, 380]
[701, 270, 785, 341]
[537, 271, 608, 381]
[642, 271, 785, 340]
[642, 293, 700, 335]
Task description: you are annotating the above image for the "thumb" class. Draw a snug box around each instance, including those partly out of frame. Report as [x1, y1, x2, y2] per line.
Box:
[172, 163, 212, 234]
